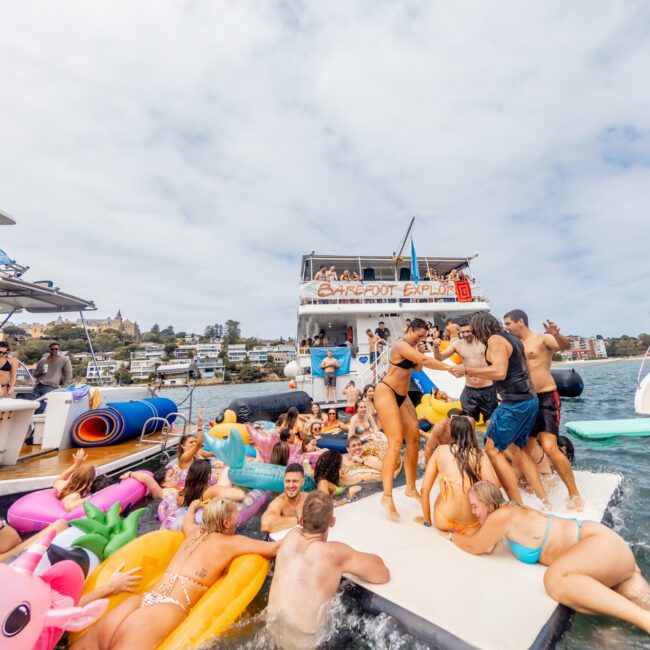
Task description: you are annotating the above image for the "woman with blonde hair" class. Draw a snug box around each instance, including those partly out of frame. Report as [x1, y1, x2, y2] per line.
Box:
[73, 497, 281, 649]
[450, 481, 650, 634]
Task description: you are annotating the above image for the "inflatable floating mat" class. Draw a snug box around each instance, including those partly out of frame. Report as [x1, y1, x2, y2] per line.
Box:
[317, 433, 348, 453]
[565, 418, 650, 440]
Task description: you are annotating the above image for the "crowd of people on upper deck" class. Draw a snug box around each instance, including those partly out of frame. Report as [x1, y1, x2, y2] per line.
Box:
[309, 264, 473, 284]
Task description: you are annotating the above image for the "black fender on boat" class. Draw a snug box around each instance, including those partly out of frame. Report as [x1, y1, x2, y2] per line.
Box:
[551, 368, 584, 398]
[219, 390, 313, 423]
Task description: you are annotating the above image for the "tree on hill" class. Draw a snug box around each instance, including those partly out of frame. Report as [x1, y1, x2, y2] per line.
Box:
[114, 367, 134, 385]
[161, 325, 175, 337]
[17, 340, 49, 364]
[224, 320, 241, 344]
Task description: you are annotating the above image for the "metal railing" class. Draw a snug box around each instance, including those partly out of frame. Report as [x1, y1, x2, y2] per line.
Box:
[138, 411, 189, 464]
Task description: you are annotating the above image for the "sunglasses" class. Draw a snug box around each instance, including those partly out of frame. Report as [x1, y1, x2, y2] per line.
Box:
[50, 348, 60, 351]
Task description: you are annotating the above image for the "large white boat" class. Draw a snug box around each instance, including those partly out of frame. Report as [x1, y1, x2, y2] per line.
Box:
[0, 218, 192, 498]
[292, 252, 489, 404]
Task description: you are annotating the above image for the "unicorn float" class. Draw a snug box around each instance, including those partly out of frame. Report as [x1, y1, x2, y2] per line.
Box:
[1, 528, 108, 650]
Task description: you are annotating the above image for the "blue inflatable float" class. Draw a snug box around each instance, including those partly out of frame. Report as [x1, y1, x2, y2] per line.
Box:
[71, 397, 177, 447]
[203, 428, 315, 492]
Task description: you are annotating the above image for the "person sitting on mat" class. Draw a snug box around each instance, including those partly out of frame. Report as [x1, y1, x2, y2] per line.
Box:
[322, 408, 346, 434]
[314, 450, 361, 505]
[451, 481, 650, 634]
[416, 416, 498, 532]
[72, 498, 281, 650]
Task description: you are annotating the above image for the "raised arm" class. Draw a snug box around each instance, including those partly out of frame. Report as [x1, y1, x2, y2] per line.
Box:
[418, 453, 440, 525]
[180, 411, 205, 466]
[261, 498, 298, 533]
[433, 339, 456, 362]
[55, 449, 88, 484]
[452, 507, 511, 554]
[542, 321, 570, 352]
[338, 543, 390, 584]
[181, 499, 202, 537]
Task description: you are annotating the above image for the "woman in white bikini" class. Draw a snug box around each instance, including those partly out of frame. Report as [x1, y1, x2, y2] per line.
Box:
[72, 498, 281, 650]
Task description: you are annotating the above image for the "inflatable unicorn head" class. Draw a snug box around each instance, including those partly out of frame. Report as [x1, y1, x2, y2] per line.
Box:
[1, 528, 107, 650]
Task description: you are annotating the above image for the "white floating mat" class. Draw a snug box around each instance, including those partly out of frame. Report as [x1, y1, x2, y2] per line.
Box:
[566, 419, 650, 439]
[272, 470, 621, 650]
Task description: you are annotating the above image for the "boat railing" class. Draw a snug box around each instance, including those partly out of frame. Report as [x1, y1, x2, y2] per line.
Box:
[357, 346, 390, 388]
[138, 412, 188, 464]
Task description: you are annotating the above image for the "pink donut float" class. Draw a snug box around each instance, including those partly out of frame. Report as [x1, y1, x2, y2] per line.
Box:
[7, 473, 151, 533]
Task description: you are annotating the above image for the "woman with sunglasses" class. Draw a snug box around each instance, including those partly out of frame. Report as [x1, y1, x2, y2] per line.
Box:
[0, 341, 18, 398]
[322, 409, 345, 434]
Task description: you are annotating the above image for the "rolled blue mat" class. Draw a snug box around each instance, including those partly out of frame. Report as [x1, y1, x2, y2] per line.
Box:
[71, 397, 177, 447]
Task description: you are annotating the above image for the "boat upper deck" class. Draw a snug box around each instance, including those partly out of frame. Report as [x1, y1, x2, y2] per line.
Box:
[299, 254, 486, 314]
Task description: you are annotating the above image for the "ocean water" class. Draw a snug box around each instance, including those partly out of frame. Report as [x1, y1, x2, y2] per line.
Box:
[3, 363, 647, 649]
[161, 360, 650, 649]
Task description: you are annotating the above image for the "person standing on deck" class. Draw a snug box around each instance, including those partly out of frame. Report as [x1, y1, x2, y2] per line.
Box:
[433, 321, 498, 425]
[21, 341, 72, 414]
[450, 312, 549, 508]
[320, 350, 340, 404]
[0, 341, 19, 397]
[374, 318, 455, 520]
[503, 309, 582, 510]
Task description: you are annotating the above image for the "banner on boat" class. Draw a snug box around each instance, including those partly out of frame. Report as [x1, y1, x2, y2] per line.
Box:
[300, 281, 471, 301]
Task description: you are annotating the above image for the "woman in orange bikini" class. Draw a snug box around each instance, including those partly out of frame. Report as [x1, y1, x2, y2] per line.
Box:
[416, 416, 498, 532]
[374, 318, 454, 519]
[73, 498, 280, 650]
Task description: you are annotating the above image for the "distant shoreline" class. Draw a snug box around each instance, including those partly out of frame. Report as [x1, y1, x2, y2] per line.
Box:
[553, 355, 644, 367]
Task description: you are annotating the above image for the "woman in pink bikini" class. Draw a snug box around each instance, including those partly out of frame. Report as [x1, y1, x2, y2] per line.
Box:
[73, 498, 280, 650]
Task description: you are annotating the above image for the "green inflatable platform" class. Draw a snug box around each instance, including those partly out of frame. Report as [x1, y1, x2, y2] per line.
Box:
[565, 419, 650, 440]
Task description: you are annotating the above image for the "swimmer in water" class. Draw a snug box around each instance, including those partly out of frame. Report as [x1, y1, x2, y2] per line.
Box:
[267, 491, 389, 649]
[452, 481, 650, 634]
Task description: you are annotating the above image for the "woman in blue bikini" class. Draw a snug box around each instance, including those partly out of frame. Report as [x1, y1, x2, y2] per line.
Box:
[450, 481, 650, 633]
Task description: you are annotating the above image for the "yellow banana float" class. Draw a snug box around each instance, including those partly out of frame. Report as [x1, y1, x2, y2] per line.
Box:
[70, 530, 268, 649]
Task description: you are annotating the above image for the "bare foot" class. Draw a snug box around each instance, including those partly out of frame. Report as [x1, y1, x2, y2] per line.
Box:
[404, 487, 421, 501]
[348, 486, 361, 500]
[567, 496, 584, 512]
[381, 494, 400, 520]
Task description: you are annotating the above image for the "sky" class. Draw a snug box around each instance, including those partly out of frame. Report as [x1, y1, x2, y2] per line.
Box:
[0, 1, 648, 338]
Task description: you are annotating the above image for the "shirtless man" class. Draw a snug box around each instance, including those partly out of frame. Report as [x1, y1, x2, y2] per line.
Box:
[267, 491, 389, 649]
[450, 311, 548, 507]
[445, 319, 460, 341]
[343, 380, 361, 415]
[73, 498, 279, 650]
[314, 265, 327, 281]
[504, 309, 582, 509]
[423, 408, 461, 465]
[325, 265, 338, 282]
[261, 464, 308, 533]
[434, 321, 497, 424]
[366, 328, 385, 365]
[320, 350, 339, 403]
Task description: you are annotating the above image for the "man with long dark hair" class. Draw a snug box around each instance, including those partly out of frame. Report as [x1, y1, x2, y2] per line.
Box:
[450, 312, 549, 507]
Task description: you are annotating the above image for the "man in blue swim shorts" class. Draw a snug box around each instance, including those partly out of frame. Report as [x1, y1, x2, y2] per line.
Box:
[451, 311, 549, 507]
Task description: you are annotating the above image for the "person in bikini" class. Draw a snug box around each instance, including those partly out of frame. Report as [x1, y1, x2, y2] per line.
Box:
[0, 341, 18, 397]
[452, 481, 650, 634]
[320, 350, 340, 404]
[73, 497, 280, 650]
[347, 399, 384, 441]
[261, 464, 309, 534]
[504, 309, 582, 510]
[450, 311, 548, 508]
[267, 491, 389, 649]
[434, 321, 497, 424]
[416, 416, 498, 533]
[423, 408, 462, 465]
[322, 408, 345, 434]
[374, 318, 456, 519]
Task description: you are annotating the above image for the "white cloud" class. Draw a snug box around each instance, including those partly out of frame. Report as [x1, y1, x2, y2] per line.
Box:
[0, 1, 648, 337]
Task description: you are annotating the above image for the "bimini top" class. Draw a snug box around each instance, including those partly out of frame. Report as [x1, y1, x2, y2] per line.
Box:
[0, 275, 96, 314]
[301, 254, 476, 282]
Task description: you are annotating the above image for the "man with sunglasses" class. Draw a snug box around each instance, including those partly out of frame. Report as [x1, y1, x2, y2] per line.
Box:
[28, 342, 72, 414]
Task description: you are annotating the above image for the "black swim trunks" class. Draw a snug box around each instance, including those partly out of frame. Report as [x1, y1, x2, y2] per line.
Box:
[460, 385, 498, 421]
[531, 389, 561, 436]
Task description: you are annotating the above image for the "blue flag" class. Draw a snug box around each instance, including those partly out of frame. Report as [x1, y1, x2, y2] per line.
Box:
[410, 238, 420, 283]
